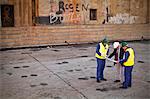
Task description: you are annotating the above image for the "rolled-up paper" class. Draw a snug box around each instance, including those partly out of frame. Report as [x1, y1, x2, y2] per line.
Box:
[105, 57, 117, 63]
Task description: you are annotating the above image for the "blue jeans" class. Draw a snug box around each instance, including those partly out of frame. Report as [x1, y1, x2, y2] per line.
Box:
[123, 66, 133, 87]
[96, 58, 106, 80]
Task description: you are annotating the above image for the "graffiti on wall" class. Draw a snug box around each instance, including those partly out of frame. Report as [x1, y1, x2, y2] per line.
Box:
[49, 0, 89, 24]
[109, 13, 138, 24]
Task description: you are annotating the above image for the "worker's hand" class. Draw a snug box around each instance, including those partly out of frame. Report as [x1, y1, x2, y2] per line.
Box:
[116, 61, 119, 64]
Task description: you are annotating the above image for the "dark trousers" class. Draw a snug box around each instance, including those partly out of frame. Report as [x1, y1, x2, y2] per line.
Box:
[96, 58, 106, 80]
[123, 66, 133, 87]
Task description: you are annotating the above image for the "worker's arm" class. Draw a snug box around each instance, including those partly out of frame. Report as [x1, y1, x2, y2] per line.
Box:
[108, 48, 117, 58]
[107, 49, 109, 56]
[119, 47, 124, 59]
[96, 44, 101, 56]
[119, 51, 129, 64]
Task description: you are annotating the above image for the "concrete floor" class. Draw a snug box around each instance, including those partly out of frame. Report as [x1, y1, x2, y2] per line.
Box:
[0, 41, 150, 99]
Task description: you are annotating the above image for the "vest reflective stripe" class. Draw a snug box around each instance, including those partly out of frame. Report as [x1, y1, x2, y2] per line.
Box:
[123, 48, 135, 66]
[95, 43, 109, 59]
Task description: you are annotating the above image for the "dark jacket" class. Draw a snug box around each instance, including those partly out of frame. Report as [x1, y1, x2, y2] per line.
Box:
[108, 47, 124, 64]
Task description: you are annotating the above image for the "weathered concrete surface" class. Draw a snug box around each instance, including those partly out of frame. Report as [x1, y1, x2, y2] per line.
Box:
[0, 41, 150, 99]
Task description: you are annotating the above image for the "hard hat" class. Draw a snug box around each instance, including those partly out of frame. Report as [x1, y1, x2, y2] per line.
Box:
[102, 38, 109, 44]
[113, 42, 120, 48]
[121, 42, 128, 47]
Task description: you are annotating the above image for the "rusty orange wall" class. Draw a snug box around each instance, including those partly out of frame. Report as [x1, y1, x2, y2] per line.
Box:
[0, 24, 149, 49]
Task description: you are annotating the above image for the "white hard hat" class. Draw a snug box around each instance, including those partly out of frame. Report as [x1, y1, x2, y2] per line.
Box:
[113, 42, 120, 48]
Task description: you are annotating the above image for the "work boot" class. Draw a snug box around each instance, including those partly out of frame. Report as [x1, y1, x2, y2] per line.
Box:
[96, 80, 101, 83]
[119, 86, 128, 89]
[128, 85, 131, 87]
[114, 80, 120, 83]
[101, 78, 107, 81]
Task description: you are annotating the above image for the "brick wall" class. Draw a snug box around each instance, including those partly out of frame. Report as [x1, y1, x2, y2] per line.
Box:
[0, 24, 149, 49]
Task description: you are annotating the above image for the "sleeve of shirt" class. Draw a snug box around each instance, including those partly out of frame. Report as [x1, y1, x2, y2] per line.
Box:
[107, 48, 109, 56]
[108, 49, 117, 58]
[119, 51, 129, 64]
[96, 44, 101, 56]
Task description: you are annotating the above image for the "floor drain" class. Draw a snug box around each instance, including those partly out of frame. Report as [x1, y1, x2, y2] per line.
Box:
[0, 66, 4, 70]
[13, 67, 20, 69]
[30, 74, 38, 76]
[30, 49, 41, 51]
[40, 83, 48, 86]
[6, 73, 12, 76]
[30, 85, 37, 87]
[21, 75, 28, 78]
[90, 59, 95, 61]
[54, 96, 61, 99]
[78, 77, 89, 80]
[56, 61, 69, 65]
[79, 49, 87, 50]
[67, 70, 73, 72]
[62, 61, 68, 64]
[96, 88, 108, 92]
[21, 52, 32, 54]
[56, 63, 62, 64]
[18, 58, 25, 60]
[80, 55, 88, 57]
[106, 66, 112, 67]
[22, 66, 30, 68]
[90, 76, 96, 79]
[53, 49, 59, 52]
[147, 81, 150, 83]
[91, 67, 96, 69]
[137, 61, 145, 63]
[75, 69, 82, 71]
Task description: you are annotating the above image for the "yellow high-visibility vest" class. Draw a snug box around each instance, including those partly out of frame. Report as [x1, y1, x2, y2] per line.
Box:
[95, 43, 109, 59]
[123, 48, 135, 66]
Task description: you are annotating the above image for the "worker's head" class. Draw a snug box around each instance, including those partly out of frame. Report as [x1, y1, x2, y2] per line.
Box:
[121, 42, 128, 50]
[102, 38, 109, 46]
[113, 42, 120, 49]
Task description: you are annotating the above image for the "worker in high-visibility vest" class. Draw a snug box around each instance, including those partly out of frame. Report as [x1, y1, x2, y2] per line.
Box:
[108, 41, 124, 83]
[95, 38, 109, 83]
[117, 42, 135, 89]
